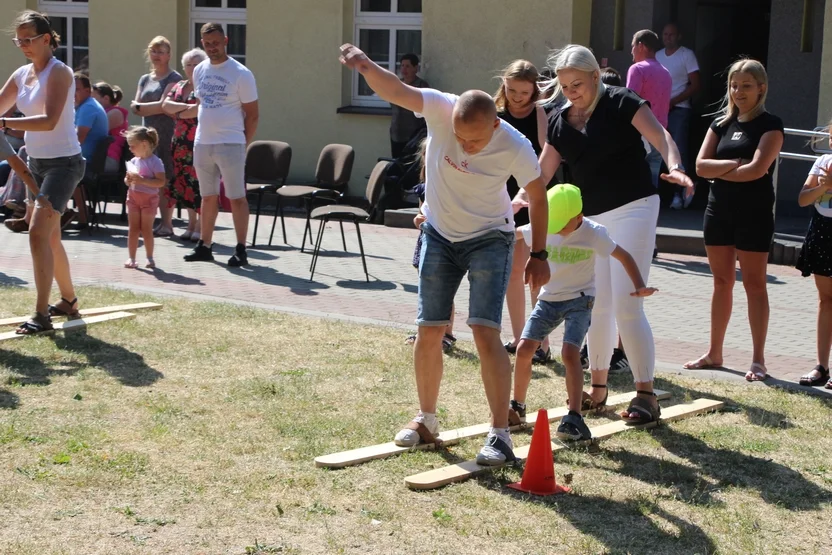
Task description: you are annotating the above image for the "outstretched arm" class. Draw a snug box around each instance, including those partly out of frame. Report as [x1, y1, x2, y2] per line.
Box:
[610, 246, 657, 297]
[339, 44, 423, 113]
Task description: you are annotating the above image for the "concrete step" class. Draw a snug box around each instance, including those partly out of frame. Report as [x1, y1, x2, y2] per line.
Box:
[384, 208, 804, 267]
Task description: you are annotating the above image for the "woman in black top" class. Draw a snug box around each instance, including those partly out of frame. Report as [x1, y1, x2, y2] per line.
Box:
[685, 59, 784, 381]
[494, 60, 550, 360]
[538, 45, 693, 423]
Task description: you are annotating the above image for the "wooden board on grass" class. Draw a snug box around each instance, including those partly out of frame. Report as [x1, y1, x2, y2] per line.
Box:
[0, 311, 137, 342]
[404, 398, 724, 491]
[314, 389, 671, 469]
[0, 302, 161, 328]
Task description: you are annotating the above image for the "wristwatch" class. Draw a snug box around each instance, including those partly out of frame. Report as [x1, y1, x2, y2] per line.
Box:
[530, 249, 548, 261]
[668, 163, 685, 173]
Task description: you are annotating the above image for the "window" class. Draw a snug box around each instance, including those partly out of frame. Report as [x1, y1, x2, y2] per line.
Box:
[353, 0, 422, 106]
[39, 1, 89, 71]
[191, 0, 247, 65]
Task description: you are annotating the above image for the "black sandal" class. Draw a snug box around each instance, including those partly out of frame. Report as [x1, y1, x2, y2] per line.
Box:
[620, 390, 661, 424]
[799, 365, 829, 387]
[442, 333, 457, 353]
[567, 384, 608, 413]
[15, 312, 54, 335]
[504, 341, 517, 354]
[48, 297, 80, 319]
[532, 347, 552, 364]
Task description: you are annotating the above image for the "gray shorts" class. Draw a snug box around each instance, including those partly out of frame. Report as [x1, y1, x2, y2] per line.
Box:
[27, 154, 85, 214]
[193, 143, 246, 200]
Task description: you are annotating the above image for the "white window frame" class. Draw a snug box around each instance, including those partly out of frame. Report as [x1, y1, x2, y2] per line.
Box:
[190, 0, 247, 64]
[352, 1, 422, 107]
[38, 1, 89, 70]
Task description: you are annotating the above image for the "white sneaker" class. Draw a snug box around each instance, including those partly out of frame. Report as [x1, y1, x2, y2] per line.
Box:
[394, 412, 439, 447]
[670, 194, 683, 210]
[475, 430, 516, 466]
[683, 185, 695, 208]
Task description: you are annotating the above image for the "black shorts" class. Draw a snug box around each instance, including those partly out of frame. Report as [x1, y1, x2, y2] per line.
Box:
[703, 196, 774, 253]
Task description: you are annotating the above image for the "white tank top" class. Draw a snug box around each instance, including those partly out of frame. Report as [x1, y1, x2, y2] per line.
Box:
[14, 57, 81, 159]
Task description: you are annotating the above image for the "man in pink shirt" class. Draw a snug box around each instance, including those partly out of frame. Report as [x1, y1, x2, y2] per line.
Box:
[627, 29, 672, 188]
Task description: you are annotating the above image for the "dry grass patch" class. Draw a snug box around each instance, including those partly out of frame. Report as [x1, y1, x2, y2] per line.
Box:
[0, 285, 831, 554]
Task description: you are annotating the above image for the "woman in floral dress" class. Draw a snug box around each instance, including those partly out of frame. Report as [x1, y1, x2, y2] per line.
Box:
[162, 48, 207, 241]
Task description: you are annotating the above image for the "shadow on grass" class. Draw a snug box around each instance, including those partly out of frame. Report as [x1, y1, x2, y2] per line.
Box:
[0, 272, 27, 287]
[0, 388, 20, 409]
[50, 331, 163, 387]
[1, 347, 83, 387]
[524, 492, 718, 555]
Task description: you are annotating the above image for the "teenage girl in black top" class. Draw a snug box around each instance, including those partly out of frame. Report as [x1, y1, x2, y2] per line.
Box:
[685, 59, 784, 382]
[494, 60, 550, 360]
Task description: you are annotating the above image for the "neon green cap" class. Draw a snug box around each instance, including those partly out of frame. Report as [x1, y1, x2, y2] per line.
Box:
[547, 184, 583, 234]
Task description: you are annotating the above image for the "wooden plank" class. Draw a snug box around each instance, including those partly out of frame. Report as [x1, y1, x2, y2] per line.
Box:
[0, 302, 161, 328]
[314, 389, 672, 469]
[404, 398, 724, 491]
[0, 311, 137, 342]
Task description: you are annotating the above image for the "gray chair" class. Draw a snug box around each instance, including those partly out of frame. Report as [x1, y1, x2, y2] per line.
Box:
[244, 140, 292, 247]
[273, 143, 355, 251]
[309, 160, 388, 282]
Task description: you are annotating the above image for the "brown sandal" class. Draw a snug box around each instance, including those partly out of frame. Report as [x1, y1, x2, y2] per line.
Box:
[48, 297, 80, 319]
[567, 384, 608, 413]
[620, 391, 661, 424]
[15, 312, 53, 335]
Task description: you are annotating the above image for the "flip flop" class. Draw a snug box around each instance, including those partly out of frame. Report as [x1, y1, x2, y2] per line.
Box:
[745, 362, 768, 382]
[683, 355, 721, 370]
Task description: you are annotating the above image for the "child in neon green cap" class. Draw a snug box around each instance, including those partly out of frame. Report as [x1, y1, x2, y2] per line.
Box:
[510, 184, 658, 440]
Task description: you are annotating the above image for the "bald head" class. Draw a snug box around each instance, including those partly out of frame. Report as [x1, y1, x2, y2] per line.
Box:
[453, 90, 497, 124]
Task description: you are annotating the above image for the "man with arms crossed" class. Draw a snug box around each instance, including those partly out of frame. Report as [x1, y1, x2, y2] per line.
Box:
[185, 22, 259, 266]
[340, 43, 550, 465]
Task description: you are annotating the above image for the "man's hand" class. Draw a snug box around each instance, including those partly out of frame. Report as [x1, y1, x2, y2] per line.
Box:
[413, 213, 426, 228]
[630, 287, 659, 297]
[524, 257, 550, 289]
[339, 44, 373, 74]
[661, 169, 695, 197]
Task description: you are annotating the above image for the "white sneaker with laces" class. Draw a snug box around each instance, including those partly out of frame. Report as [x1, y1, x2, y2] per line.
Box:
[475, 430, 516, 466]
[394, 412, 439, 447]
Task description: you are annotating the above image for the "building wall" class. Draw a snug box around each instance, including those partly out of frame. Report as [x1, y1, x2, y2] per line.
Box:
[590, 0, 655, 71]
[819, 0, 832, 125]
[766, 0, 825, 217]
[423, 0, 583, 94]
[0, 0, 28, 84]
[88, 0, 180, 128]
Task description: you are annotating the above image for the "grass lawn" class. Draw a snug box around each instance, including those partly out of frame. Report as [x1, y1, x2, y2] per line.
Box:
[1, 285, 831, 555]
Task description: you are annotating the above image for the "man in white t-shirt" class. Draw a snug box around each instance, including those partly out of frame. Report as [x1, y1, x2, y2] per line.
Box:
[656, 22, 700, 209]
[185, 22, 259, 267]
[340, 43, 550, 466]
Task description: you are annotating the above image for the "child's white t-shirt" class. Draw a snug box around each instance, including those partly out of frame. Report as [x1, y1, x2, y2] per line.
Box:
[418, 89, 541, 242]
[809, 153, 832, 217]
[519, 218, 616, 302]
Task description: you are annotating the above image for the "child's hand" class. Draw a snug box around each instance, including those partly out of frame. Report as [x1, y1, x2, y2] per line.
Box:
[413, 213, 426, 228]
[125, 172, 139, 185]
[630, 287, 659, 297]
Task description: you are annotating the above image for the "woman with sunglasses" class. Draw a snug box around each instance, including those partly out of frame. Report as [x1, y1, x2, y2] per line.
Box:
[0, 10, 85, 333]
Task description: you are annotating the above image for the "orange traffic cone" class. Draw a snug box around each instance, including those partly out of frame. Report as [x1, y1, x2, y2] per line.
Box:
[507, 409, 570, 496]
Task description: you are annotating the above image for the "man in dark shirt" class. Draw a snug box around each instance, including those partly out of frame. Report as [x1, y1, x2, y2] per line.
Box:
[389, 53, 428, 159]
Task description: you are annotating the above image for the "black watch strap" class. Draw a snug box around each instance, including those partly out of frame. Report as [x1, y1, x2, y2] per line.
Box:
[530, 249, 548, 261]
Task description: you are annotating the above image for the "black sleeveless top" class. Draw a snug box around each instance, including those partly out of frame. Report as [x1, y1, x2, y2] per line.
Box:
[498, 107, 541, 228]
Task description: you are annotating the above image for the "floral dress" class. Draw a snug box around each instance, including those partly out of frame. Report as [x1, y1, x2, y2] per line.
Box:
[165, 80, 200, 210]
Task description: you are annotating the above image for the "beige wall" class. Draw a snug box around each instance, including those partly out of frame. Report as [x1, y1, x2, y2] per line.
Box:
[422, 0, 582, 94]
[0, 0, 34, 84]
[248, 0, 389, 194]
[819, 0, 832, 125]
[88, 0, 180, 127]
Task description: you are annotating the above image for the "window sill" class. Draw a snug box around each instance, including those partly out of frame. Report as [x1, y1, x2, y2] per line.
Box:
[337, 105, 392, 116]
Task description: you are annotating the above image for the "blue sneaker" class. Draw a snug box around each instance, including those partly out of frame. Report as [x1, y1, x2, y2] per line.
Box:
[476, 432, 516, 466]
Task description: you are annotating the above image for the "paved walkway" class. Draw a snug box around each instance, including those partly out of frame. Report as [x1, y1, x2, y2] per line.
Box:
[0, 210, 827, 394]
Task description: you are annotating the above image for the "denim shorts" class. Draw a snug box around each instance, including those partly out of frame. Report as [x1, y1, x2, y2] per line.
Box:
[28, 154, 85, 214]
[417, 222, 514, 330]
[193, 143, 246, 200]
[521, 295, 594, 347]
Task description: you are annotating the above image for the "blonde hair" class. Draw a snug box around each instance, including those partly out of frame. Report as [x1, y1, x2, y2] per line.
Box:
[181, 48, 207, 68]
[494, 59, 540, 111]
[123, 125, 159, 151]
[714, 58, 768, 127]
[538, 44, 604, 114]
[145, 35, 171, 69]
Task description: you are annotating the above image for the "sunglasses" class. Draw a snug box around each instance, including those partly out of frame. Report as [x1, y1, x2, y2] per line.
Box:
[12, 34, 45, 47]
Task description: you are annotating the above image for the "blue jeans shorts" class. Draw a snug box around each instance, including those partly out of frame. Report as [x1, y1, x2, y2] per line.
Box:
[521, 295, 594, 348]
[417, 222, 514, 330]
[27, 154, 85, 214]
